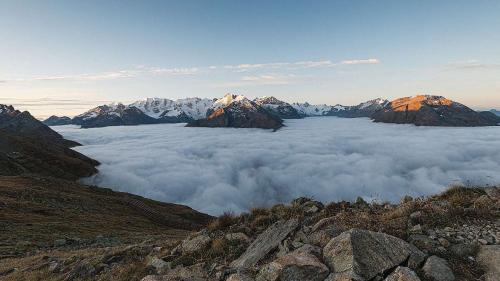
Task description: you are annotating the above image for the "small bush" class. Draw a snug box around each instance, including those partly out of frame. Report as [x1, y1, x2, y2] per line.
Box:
[438, 185, 486, 207]
[207, 211, 237, 231]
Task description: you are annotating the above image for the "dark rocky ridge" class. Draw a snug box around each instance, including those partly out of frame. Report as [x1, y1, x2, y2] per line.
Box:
[372, 95, 500, 126]
[0, 104, 99, 180]
[72, 104, 159, 128]
[42, 115, 73, 126]
[331, 98, 388, 118]
[254, 96, 304, 119]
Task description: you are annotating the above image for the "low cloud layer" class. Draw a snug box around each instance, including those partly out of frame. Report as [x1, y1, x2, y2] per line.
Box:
[55, 118, 500, 215]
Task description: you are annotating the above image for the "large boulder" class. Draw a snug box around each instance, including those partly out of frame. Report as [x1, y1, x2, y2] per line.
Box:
[141, 263, 207, 281]
[231, 219, 299, 269]
[476, 245, 500, 281]
[384, 266, 421, 281]
[322, 229, 425, 280]
[256, 247, 329, 281]
[421, 256, 455, 281]
[179, 234, 212, 254]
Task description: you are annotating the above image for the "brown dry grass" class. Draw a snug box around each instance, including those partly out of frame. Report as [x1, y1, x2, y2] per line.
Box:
[0, 176, 211, 257]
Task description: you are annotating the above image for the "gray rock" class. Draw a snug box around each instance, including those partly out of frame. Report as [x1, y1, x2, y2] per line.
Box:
[64, 260, 96, 281]
[408, 234, 437, 253]
[54, 239, 67, 247]
[256, 249, 329, 281]
[409, 211, 422, 224]
[324, 271, 363, 281]
[181, 234, 212, 254]
[476, 245, 500, 281]
[141, 263, 207, 281]
[231, 219, 299, 269]
[448, 243, 476, 258]
[227, 271, 255, 281]
[147, 256, 170, 274]
[422, 256, 455, 281]
[225, 232, 250, 242]
[311, 217, 336, 232]
[323, 229, 425, 281]
[384, 266, 421, 281]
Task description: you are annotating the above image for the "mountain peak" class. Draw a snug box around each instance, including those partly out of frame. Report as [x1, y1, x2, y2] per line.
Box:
[372, 95, 498, 126]
[0, 104, 20, 116]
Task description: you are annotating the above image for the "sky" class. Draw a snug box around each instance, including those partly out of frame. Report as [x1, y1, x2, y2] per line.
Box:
[1, 0, 499, 118]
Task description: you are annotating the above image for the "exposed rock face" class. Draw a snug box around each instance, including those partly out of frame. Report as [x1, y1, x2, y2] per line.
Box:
[291, 98, 388, 118]
[178, 234, 212, 254]
[0, 105, 99, 179]
[384, 266, 421, 281]
[43, 115, 73, 126]
[371, 95, 499, 126]
[231, 219, 299, 269]
[477, 245, 500, 281]
[331, 98, 388, 118]
[187, 94, 284, 130]
[322, 228, 425, 280]
[421, 256, 455, 281]
[257, 248, 329, 281]
[254, 96, 304, 119]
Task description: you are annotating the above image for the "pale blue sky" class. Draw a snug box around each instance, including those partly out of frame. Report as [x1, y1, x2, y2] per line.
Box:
[1, 0, 499, 118]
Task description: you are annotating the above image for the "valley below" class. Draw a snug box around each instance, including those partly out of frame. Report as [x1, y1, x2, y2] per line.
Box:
[53, 117, 500, 215]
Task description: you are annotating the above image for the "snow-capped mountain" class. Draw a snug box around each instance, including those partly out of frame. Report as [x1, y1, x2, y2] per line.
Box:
[254, 96, 303, 119]
[291, 98, 388, 118]
[72, 103, 157, 128]
[130, 97, 214, 120]
[187, 94, 283, 130]
[291, 102, 335, 116]
[72, 98, 216, 128]
[334, 98, 389, 118]
[68, 95, 390, 128]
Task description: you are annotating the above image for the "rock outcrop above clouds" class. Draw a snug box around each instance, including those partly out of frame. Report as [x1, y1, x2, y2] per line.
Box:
[187, 94, 284, 130]
[42, 115, 73, 126]
[371, 95, 500, 126]
[254, 96, 304, 119]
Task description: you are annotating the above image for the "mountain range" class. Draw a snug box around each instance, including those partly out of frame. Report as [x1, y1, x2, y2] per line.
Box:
[41, 94, 499, 129]
[42, 94, 392, 129]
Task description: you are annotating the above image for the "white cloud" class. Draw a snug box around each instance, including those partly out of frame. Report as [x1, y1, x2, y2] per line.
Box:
[222, 58, 381, 71]
[341, 58, 380, 65]
[7, 67, 199, 83]
[3, 58, 380, 83]
[447, 60, 500, 70]
[54, 118, 500, 215]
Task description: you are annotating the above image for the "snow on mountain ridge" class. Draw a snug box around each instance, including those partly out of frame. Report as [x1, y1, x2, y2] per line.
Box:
[130, 97, 214, 120]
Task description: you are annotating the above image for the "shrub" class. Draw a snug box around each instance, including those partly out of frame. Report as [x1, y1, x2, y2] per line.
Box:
[207, 211, 237, 231]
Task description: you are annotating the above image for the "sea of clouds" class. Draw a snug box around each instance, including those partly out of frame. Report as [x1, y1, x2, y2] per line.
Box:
[54, 117, 500, 215]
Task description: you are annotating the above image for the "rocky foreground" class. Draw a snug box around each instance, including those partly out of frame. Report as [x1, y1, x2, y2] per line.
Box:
[1, 186, 498, 281]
